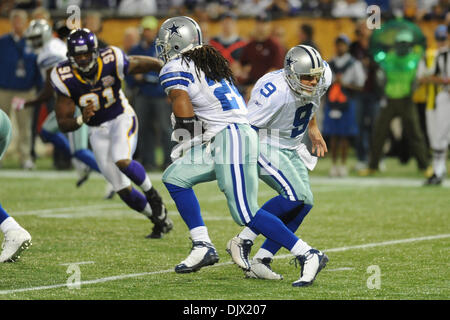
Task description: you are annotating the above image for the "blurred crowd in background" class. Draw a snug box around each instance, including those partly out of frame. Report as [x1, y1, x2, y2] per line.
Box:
[0, 0, 448, 21]
[0, 1, 448, 183]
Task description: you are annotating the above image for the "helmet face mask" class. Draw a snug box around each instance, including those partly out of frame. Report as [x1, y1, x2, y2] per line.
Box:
[284, 45, 326, 99]
[72, 51, 97, 73]
[67, 28, 99, 77]
[156, 16, 203, 64]
[25, 19, 52, 53]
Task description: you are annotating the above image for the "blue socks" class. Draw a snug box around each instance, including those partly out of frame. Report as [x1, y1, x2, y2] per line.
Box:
[261, 203, 312, 255]
[73, 149, 100, 172]
[40, 129, 71, 156]
[119, 160, 147, 186]
[163, 181, 311, 254]
[41, 129, 100, 173]
[165, 183, 204, 230]
[118, 187, 148, 213]
[0, 203, 10, 225]
[248, 208, 300, 251]
[246, 195, 313, 253]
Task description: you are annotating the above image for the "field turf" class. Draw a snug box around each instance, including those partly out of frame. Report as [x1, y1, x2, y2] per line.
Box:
[0, 156, 449, 301]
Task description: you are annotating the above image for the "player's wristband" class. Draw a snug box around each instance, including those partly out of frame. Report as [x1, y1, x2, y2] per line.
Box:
[174, 116, 196, 136]
[76, 115, 84, 126]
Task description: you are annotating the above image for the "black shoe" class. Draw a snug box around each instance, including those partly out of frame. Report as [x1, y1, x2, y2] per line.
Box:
[104, 190, 115, 200]
[175, 240, 219, 273]
[145, 187, 173, 239]
[76, 168, 91, 188]
[424, 174, 443, 186]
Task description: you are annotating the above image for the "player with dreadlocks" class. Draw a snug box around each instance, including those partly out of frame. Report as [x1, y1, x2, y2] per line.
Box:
[158, 16, 328, 287]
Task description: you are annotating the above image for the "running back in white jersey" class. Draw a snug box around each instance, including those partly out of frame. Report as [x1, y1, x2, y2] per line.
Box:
[37, 37, 67, 80]
[247, 62, 332, 149]
[159, 57, 248, 141]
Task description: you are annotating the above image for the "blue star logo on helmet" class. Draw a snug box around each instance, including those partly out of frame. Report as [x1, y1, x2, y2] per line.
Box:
[286, 56, 296, 67]
[166, 22, 183, 39]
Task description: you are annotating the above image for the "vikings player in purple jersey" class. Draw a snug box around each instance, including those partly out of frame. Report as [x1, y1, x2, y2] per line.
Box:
[51, 28, 173, 239]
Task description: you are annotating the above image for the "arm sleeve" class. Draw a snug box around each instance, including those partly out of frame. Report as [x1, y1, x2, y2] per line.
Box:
[110, 46, 130, 80]
[247, 76, 284, 128]
[159, 60, 195, 95]
[49, 67, 71, 97]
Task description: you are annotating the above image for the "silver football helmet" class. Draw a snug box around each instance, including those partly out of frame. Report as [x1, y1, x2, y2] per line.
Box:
[284, 45, 326, 98]
[155, 16, 203, 64]
[25, 19, 52, 53]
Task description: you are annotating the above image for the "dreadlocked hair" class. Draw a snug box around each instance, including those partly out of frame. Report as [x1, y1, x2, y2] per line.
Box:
[181, 45, 235, 84]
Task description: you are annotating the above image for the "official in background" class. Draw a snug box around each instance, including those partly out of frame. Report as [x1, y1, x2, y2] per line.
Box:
[422, 25, 449, 185]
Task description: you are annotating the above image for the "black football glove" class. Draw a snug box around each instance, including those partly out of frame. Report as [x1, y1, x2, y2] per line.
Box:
[172, 116, 204, 143]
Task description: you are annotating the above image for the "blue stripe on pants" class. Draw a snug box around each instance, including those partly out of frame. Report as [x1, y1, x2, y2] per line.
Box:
[228, 124, 252, 224]
[258, 153, 298, 201]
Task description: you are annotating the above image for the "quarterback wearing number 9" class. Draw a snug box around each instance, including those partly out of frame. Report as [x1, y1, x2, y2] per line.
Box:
[235, 45, 332, 281]
[158, 16, 328, 287]
[51, 28, 173, 239]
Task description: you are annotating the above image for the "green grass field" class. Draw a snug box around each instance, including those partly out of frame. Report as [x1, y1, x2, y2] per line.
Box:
[0, 156, 449, 301]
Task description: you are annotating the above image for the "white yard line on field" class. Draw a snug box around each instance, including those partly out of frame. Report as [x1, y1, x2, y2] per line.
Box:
[1, 170, 449, 187]
[0, 170, 163, 181]
[0, 233, 448, 295]
[12, 204, 232, 220]
[59, 261, 95, 266]
[11, 203, 124, 216]
[325, 267, 354, 272]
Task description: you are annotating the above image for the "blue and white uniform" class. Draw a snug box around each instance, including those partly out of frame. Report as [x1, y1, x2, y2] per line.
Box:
[159, 57, 248, 141]
[160, 57, 262, 226]
[248, 64, 332, 204]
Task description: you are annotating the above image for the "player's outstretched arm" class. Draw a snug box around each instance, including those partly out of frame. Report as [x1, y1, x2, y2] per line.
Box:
[308, 115, 328, 157]
[168, 89, 197, 137]
[127, 56, 164, 75]
[55, 94, 94, 133]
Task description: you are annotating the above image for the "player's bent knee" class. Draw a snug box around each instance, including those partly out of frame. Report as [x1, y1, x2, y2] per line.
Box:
[162, 164, 194, 189]
[115, 159, 131, 170]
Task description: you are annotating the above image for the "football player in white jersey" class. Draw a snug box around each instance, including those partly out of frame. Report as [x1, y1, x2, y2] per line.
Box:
[234, 45, 332, 280]
[158, 16, 328, 287]
[23, 19, 100, 187]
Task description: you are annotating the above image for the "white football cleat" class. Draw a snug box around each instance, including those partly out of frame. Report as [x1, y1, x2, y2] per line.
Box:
[175, 240, 219, 273]
[292, 249, 328, 287]
[226, 236, 253, 271]
[0, 228, 32, 263]
[245, 257, 283, 280]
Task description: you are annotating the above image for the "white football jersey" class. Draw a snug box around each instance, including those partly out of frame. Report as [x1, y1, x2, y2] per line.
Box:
[159, 57, 248, 141]
[37, 37, 67, 80]
[248, 63, 332, 149]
